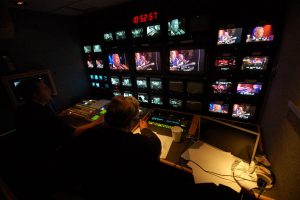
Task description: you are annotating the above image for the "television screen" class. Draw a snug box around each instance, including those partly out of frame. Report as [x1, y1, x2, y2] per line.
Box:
[138, 93, 149, 103]
[111, 76, 120, 86]
[115, 31, 126, 40]
[215, 57, 237, 71]
[113, 90, 122, 96]
[169, 49, 205, 72]
[123, 91, 133, 97]
[241, 56, 268, 70]
[169, 98, 183, 108]
[84, 45, 92, 53]
[108, 53, 129, 71]
[209, 102, 229, 114]
[236, 83, 262, 96]
[93, 45, 102, 53]
[168, 19, 186, 36]
[132, 28, 143, 38]
[94, 75, 99, 80]
[91, 82, 96, 87]
[186, 101, 202, 112]
[151, 95, 163, 105]
[211, 81, 232, 94]
[147, 24, 160, 37]
[90, 74, 94, 80]
[87, 59, 94, 68]
[187, 82, 204, 95]
[95, 83, 100, 88]
[150, 78, 162, 90]
[95, 58, 104, 69]
[104, 33, 113, 41]
[135, 51, 160, 71]
[246, 25, 274, 42]
[169, 81, 184, 93]
[121, 77, 132, 87]
[217, 28, 242, 45]
[232, 103, 256, 120]
[136, 77, 147, 89]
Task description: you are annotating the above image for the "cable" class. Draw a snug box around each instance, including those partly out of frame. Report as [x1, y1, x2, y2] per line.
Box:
[256, 178, 267, 199]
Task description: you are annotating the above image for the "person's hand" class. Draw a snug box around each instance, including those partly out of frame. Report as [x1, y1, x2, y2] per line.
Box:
[139, 120, 148, 130]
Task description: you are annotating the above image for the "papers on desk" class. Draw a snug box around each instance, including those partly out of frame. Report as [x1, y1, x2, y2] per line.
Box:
[133, 128, 172, 159]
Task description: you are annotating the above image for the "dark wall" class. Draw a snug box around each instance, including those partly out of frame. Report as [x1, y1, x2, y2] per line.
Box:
[0, 9, 89, 133]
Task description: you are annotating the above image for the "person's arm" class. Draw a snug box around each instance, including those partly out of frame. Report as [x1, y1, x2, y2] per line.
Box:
[72, 115, 104, 137]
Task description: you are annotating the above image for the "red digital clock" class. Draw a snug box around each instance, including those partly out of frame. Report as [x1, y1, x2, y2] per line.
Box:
[133, 11, 158, 24]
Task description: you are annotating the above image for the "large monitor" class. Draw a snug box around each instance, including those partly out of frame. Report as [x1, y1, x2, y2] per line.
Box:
[135, 51, 160, 72]
[246, 25, 274, 42]
[211, 80, 232, 94]
[214, 57, 237, 71]
[217, 28, 242, 45]
[209, 102, 229, 114]
[236, 82, 262, 96]
[169, 49, 205, 73]
[136, 77, 148, 89]
[169, 81, 184, 93]
[187, 81, 204, 95]
[241, 56, 268, 71]
[108, 53, 129, 71]
[232, 103, 256, 120]
[168, 18, 186, 36]
[147, 24, 160, 37]
[150, 78, 162, 91]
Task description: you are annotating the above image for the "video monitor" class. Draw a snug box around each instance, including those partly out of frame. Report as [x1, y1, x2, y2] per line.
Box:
[147, 24, 160, 37]
[123, 91, 133, 97]
[91, 82, 96, 87]
[94, 75, 99, 80]
[115, 31, 126, 40]
[95, 58, 104, 69]
[241, 56, 268, 71]
[214, 57, 237, 71]
[135, 51, 160, 72]
[113, 90, 122, 96]
[187, 81, 204, 95]
[104, 32, 113, 41]
[111, 76, 120, 86]
[169, 81, 184, 93]
[84, 45, 92, 53]
[150, 78, 162, 90]
[151, 95, 163, 105]
[168, 18, 186, 36]
[93, 45, 102, 53]
[136, 77, 148, 89]
[138, 92, 149, 103]
[236, 82, 262, 96]
[87, 59, 94, 68]
[217, 28, 242, 45]
[121, 77, 132, 87]
[90, 74, 94, 80]
[169, 49, 205, 73]
[169, 98, 183, 109]
[211, 80, 232, 94]
[186, 101, 202, 112]
[108, 53, 129, 71]
[209, 102, 229, 114]
[132, 28, 143, 38]
[246, 25, 274, 42]
[232, 103, 256, 120]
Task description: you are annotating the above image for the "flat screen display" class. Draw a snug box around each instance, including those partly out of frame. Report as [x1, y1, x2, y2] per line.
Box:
[151, 95, 163, 105]
[121, 77, 132, 87]
[135, 51, 160, 71]
[111, 76, 120, 86]
[217, 28, 242, 45]
[136, 77, 147, 89]
[168, 19, 186, 36]
[215, 57, 237, 71]
[87, 59, 94, 68]
[108, 53, 129, 71]
[95, 58, 104, 69]
[246, 25, 274, 42]
[104, 33, 113, 41]
[84, 45, 92, 53]
[209, 103, 229, 114]
[241, 56, 268, 71]
[147, 24, 160, 37]
[150, 78, 162, 90]
[93, 45, 102, 53]
[132, 28, 143, 38]
[169, 98, 183, 108]
[236, 83, 262, 96]
[232, 103, 256, 120]
[115, 31, 126, 40]
[211, 81, 232, 94]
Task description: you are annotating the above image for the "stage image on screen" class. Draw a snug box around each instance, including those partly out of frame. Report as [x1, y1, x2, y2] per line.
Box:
[84, 45, 92, 53]
[132, 28, 143, 38]
[211, 81, 232, 94]
[122, 77, 132, 87]
[113, 90, 122, 96]
[169, 49, 205, 72]
[209, 102, 229, 114]
[151, 96, 163, 105]
[215, 57, 237, 71]
[136, 77, 147, 89]
[104, 33, 113, 41]
[87, 59, 94, 68]
[135, 51, 160, 71]
[169, 98, 183, 108]
[236, 83, 262, 96]
[123, 91, 133, 97]
[150, 78, 162, 90]
[95, 58, 104, 69]
[246, 25, 274, 42]
[108, 53, 129, 70]
[169, 81, 184, 93]
[241, 56, 268, 70]
[232, 103, 256, 120]
[138, 93, 149, 103]
[93, 45, 102, 53]
[168, 19, 186, 36]
[115, 31, 126, 40]
[111, 76, 120, 86]
[217, 28, 242, 45]
[147, 25, 160, 37]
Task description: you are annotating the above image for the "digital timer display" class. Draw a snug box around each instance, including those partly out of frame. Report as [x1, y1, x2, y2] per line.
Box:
[133, 11, 158, 24]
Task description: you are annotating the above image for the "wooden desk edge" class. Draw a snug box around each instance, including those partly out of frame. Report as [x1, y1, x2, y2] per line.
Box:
[160, 159, 193, 174]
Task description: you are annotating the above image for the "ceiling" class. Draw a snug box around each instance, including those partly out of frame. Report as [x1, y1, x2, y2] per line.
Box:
[8, 0, 134, 16]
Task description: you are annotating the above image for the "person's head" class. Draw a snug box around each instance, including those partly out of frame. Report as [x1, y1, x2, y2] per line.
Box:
[170, 50, 178, 60]
[105, 96, 140, 131]
[171, 19, 179, 31]
[17, 78, 53, 105]
[254, 26, 264, 39]
[112, 54, 121, 66]
[135, 53, 141, 60]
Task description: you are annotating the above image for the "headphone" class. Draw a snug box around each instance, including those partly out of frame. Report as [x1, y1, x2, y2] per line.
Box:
[256, 165, 275, 189]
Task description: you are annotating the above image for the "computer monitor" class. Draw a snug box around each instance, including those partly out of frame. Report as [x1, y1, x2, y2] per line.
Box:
[214, 57, 237, 71]
[246, 25, 274, 43]
[121, 77, 132, 87]
[217, 28, 242, 45]
[168, 18, 186, 36]
[115, 30, 126, 40]
[209, 102, 229, 114]
[232, 103, 256, 120]
[123, 91, 133, 97]
[187, 81, 204, 95]
[137, 92, 149, 103]
[236, 82, 262, 96]
[93, 45, 102, 53]
[95, 58, 104, 69]
[186, 101, 202, 112]
[132, 28, 143, 38]
[169, 98, 183, 109]
[151, 95, 163, 105]
[108, 53, 129, 71]
[135, 51, 160, 72]
[150, 78, 162, 91]
[169, 81, 184, 93]
[111, 76, 120, 86]
[241, 56, 268, 71]
[84, 45, 92, 53]
[136, 77, 148, 89]
[147, 24, 160, 37]
[211, 80, 232, 94]
[104, 32, 113, 41]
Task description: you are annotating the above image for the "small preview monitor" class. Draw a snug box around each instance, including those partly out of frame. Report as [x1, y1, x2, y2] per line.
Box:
[94, 75, 99, 80]
[232, 103, 256, 120]
[111, 76, 120, 86]
[236, 82, 262, 96]
[169, 81, 184, 93]
[169, 98, 183, 109]
[147, 24, 160, 37]
[214, 57, 237, 71]
[246, 25, 274, 42]
[108, 53, 129, 71]
[132, 28, 143, 38]
[217, 28, 242, 45]
[150, 78, 162, 90]
[186, 101, 202, 112]
[93, 45, 102, 53]
[87, 59, 94, 68]
[138, 92, 149, 103]
[91, 82, 96, 87]
[90, 74, 94, 80]
[135, 51, 161, 72]
[241, 56, 268, 71]
[151, 95, 163, 105]
[104, 32, 113, 41]
[136, 77, 148, 89]
[187, 81, 204, 95]
[211, 80, 232, 94]
[113, 90, 122, 96]
[95, 58, 104, 69]
[209, 102, 229, 114]
[121, 77, 132, 87]
[169, 49, 205, 73]
[84, 45, 92, 53]
[168, 18, 186, 36]
[95, 83, 100, 88]
[115, 30, 126, 40]
[123, 91, 133, 97]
